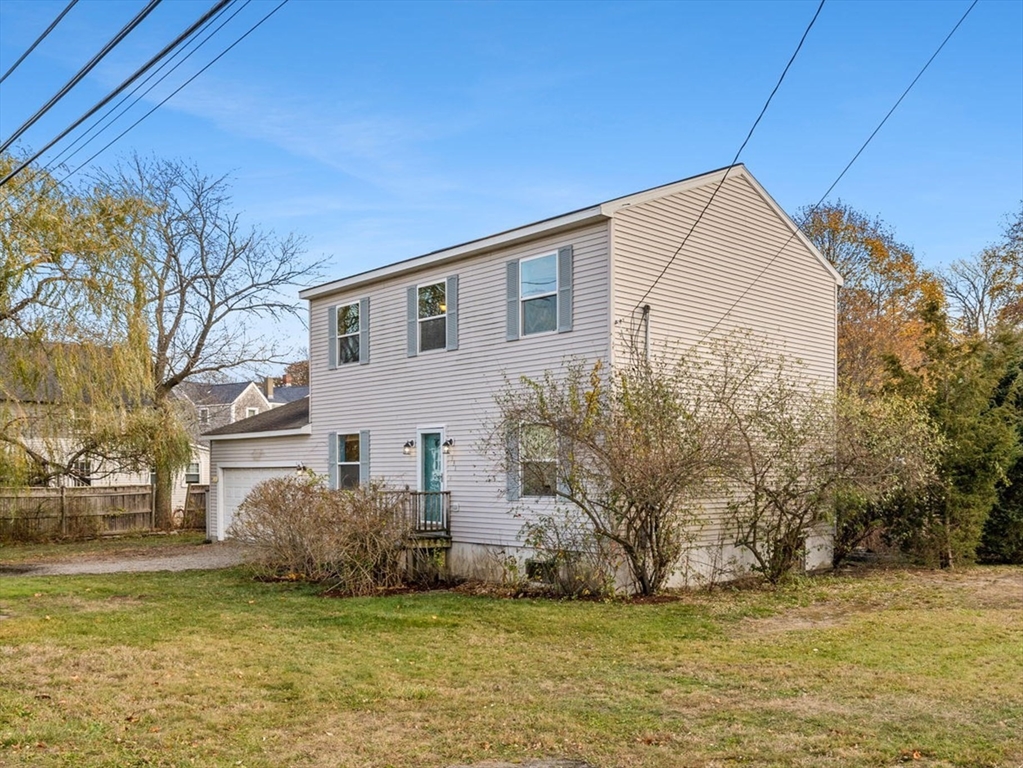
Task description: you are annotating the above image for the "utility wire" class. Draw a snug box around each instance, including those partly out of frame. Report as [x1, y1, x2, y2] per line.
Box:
[695, 0, 979, 344]
[632, 0, 826, 312]
[0, 0, 234, 189]
[52, 0, 290, 189]
[0, 0, 164, 154]
[0, 0, 80, 86]
[46, 0, 252, 174]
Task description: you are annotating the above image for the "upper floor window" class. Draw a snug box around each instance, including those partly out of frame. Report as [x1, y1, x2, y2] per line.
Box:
[506, 245, 573, 341]
[520, 253, 558, 335]
[336, 302, 360, 364]
[418, 281, 447, 352]
[184, 461, 201, 485]
[407, 276, 459, 357]
[246, 407, 258, 419]
[198, 407, 209, 426]
[328, 298, 370, 368]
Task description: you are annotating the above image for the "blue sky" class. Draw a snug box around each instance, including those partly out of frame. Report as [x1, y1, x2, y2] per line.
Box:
[1, 0, 1021, 354]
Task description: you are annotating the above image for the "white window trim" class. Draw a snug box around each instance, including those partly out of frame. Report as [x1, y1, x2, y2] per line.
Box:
[519, 424, 557, 498]
[198, 407, 209, 426]
[246, 407, 259, 418]
[417, 280, 447, 354]
[184, 461, 201, 485]
[336, 301, 360, 364]
[337, 431, 362, 489]
[519, 251, 559, 337]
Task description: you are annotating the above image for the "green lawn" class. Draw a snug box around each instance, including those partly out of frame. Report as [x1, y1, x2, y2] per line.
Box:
[0, 560, 1020, 767]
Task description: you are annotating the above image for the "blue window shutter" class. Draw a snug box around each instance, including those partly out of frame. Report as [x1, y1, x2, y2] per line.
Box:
[557, 245, 573, 333]
[505, 426, 520, 501]
[327, 305, 338, 369]
[506, 261, 519, 341]
[327, 431, 338, 490]
[359, 297, 370, 365]
[406, 286, 418, 357]
[446, 275, 459, 351]
[359, 430, 370, 486]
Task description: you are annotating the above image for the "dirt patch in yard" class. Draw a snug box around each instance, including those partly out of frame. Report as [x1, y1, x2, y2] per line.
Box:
[0, 541, 250, 576]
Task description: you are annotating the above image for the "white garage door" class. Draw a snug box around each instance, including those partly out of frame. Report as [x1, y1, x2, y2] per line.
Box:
[218, 466, 294, 540]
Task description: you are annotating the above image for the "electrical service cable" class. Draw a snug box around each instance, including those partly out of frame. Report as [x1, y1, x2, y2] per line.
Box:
[631, 0, 827, 314]
[0, 0, 164, 154]
[693, 0, 979, 345]
[0, 0, 235, 189]
[0, 0, 81, 86]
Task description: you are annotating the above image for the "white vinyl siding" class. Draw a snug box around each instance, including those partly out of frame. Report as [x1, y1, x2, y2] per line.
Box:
[208, 434, 317, 541]
[609, 171, 839, 556]
[308, 221, 610, 546]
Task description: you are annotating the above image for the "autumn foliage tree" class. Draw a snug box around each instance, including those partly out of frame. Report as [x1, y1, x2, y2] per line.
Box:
[799, 201, 942, 395]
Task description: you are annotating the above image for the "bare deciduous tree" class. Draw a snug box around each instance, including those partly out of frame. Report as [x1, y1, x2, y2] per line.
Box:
[493, 355, 730, 595]
[97, 155, 324, 525]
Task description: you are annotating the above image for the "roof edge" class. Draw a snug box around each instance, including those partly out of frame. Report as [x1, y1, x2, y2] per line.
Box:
[206, 424, 312, 441]
[300, 206, 605, 299]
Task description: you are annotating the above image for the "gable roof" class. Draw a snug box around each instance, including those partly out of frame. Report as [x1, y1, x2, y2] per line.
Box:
[177, 381, 257, 407]
[300, 164, 841, 300]
[203, 396, 309, 439]
[268, 385, 310, 405]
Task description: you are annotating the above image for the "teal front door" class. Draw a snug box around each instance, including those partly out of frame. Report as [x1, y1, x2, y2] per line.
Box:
[420, 431, 443, 525]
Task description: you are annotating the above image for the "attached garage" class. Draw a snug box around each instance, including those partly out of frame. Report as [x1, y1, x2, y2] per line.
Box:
[215, 465, 297, 540]
[203, 398, 314, 541]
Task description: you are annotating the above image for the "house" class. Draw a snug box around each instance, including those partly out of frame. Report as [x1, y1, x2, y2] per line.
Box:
[173, 379, 299, 511]
[206, 165, 842, 584]
[0, 341, 153, 489]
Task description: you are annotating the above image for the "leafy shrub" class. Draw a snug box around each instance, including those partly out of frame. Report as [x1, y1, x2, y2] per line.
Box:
[521, 507, 622, 598]
[229, 475, 412, 595]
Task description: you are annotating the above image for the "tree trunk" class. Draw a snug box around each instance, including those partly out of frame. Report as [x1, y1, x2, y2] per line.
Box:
[153, 455, 176, 530]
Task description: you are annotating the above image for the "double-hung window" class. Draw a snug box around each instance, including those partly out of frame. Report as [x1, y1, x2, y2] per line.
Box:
[406, 276, 459, 356]
[520, 253, 558, 335]
[328, 430, 370, 490]
[328, 298, 370, 367]
[336, 302, 360, 364]
[520, 424, 557, 497]
[506, 245, 573, 340]
[198, 407, 209, 427]
[417, 281, 447, 352]
[184, 461, 201, 485]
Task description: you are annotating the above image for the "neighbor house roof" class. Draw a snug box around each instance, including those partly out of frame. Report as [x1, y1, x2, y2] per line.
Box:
[203, 396, 310, 440]
[268, 385, 309, 405]
[177, 381, 255, 406]
[299, 164, 842, 300]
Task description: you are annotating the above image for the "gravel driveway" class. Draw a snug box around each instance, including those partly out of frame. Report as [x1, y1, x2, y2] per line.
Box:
[0, 542, 251, 577]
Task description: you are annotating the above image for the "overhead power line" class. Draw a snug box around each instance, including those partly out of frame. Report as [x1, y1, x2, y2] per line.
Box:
[0, 0, 81, 86]
[632, 0, 826, 313]
[46, 0, 252, 174]
[696, 0, 979, 344]
[51, 0, 291, 189]
[0, 0, 234, 189]
[0, 0, 164, 155]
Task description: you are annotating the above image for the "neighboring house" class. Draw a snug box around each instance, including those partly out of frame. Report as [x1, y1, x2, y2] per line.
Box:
[173, 380, 282, 511]
[206, 165, 842, 584]
[0, 342, 150, 489]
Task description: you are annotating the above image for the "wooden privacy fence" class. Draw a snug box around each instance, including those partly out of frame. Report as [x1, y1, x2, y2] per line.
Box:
[0, 485, 153, 542]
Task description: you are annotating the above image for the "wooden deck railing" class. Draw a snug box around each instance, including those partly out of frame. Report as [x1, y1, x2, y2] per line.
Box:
[382, 490, 451, 536]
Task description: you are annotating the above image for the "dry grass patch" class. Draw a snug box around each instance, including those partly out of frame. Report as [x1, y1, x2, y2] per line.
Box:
[0, 566, 1020, 767]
